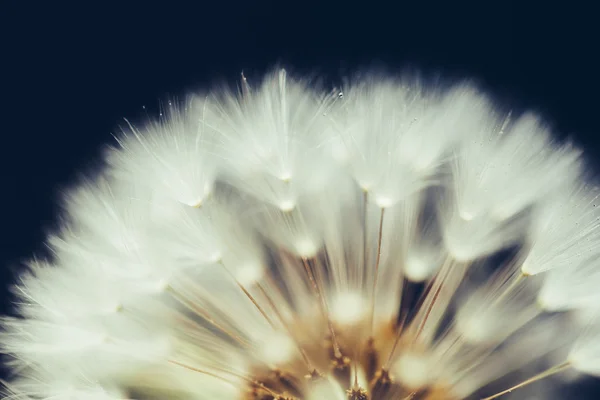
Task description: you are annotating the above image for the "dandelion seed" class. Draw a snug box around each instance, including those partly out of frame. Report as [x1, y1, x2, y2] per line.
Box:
[2, 68, 600, 400]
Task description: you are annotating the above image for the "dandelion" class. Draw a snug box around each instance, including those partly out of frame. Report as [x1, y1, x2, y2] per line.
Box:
[2, 68, 600, 400]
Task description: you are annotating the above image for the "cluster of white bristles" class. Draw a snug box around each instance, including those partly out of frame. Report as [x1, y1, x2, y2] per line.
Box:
[3, 69, 600, 400]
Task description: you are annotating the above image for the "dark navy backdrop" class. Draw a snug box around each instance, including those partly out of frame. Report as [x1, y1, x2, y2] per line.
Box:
[1, 1, 598, 397]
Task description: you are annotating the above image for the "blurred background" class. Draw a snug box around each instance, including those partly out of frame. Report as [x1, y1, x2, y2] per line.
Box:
[0, 0, 599, 397]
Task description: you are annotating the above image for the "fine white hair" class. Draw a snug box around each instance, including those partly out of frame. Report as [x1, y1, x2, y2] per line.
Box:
[2, 68, 600, 400]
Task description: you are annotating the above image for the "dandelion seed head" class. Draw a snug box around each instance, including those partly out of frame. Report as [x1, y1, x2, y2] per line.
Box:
[3, 68, 600, 400]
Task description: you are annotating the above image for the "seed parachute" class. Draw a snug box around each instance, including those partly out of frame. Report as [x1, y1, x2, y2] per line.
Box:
[2, 69, 600, 400]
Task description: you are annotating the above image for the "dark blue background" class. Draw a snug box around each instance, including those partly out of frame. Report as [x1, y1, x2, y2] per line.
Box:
[1, 1, 599, 397]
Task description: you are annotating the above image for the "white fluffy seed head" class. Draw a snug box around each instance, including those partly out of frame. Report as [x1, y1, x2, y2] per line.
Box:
[3, 68, 600, 400]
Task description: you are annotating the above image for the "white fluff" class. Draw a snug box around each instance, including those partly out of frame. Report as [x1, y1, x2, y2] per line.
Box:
[329, 77, 464, 207]
[538, 256, 600, 311]
[442, 113, 581, 262]
[106, 97, 219, 207]
[211, 70, 340, 209]
[2, 68, 600, 400]
[523, 184, 600, 275]
[452, 113, 580, 222]
[569, 317, 600, 376]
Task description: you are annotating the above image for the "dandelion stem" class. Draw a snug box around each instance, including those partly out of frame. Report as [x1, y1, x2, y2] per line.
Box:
[369, 207, 386, 335]
[167, 359, 239, 387]
[410, 258, 468, 345]
[363, 190, 369, 286]
[386, 320, 408, 369]
[302, 256, 342, 358]
[166, 285, 249, 346]
[217, 261, 276, 328]
[385, 277, 415, 368]
[256, 282, 314, 371]
[481, 361, 571, 400]
[413, 258, 452, 340]
[234, 280, 275, 327]
[169, 359, 288, 398]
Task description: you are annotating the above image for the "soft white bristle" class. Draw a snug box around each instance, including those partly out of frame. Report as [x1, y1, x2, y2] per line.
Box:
[523, 184, 600, 275]
[3, 68, 600, 400]
[107, 97, 219, 208]
[569, 318, 600, 376]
